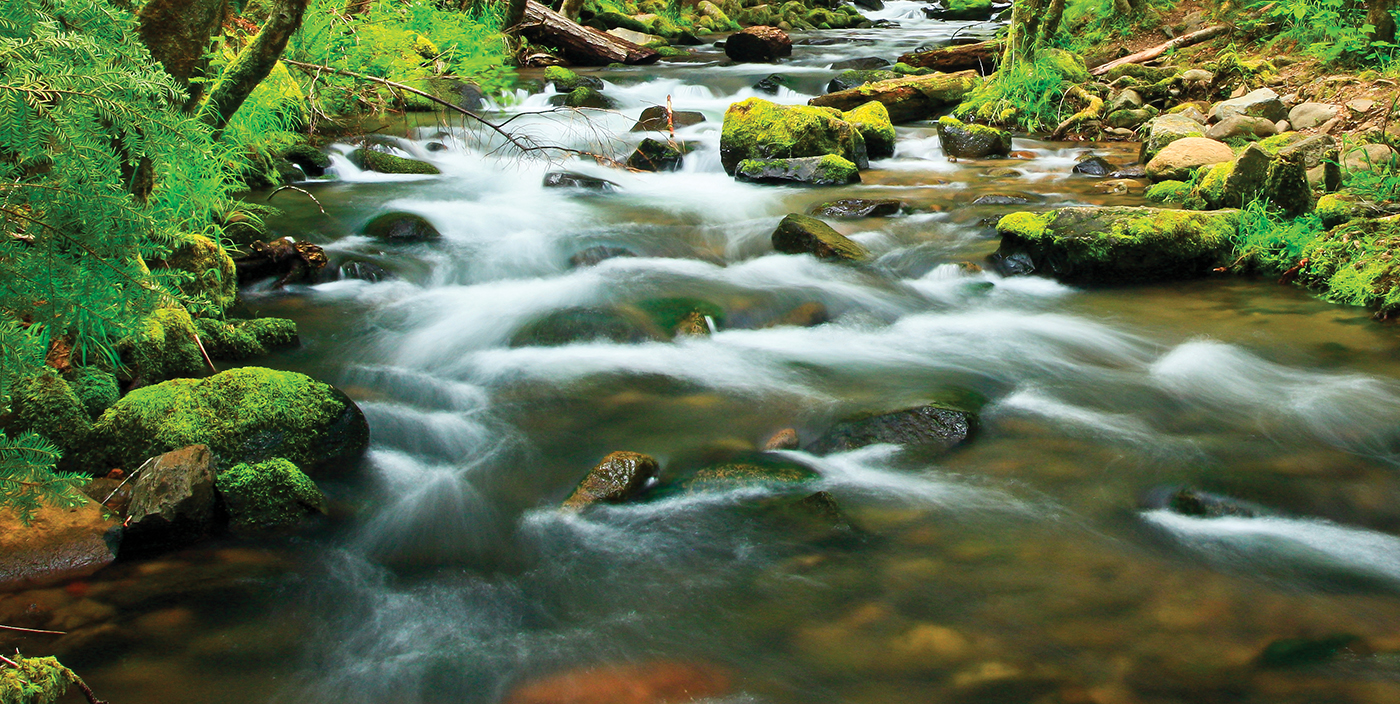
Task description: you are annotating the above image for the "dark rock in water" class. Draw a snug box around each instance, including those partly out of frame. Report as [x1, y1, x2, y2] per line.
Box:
[0, 496, 119, 589]
[282, 144, 330, 178]
[674, 31, 703, 45]
[830, 56, 892, 70]
[990, 250, 1036, 276]
[510, 307, 662, 347]
[797, 37, 850, 45]
[737, 155, 861, 186]
[569, 245, 636, 267]
[680, 453, 820, 493]
[338, 259, 392, 282]
[756, 490, 862, 546]
[348, 148, 440, 175]
[631, 105, 707, 131]
[808, 404, 976, 455]
[457, 82, 487, 110]
[1258, 635, 1368, 669]
[563, 451, 660, 509]
[852, 0, 884, 10]
[826, 68, 899, 93]
[767, 302, 830, 328]
[870, 19, 900, 28]
[725, 25, 793, 63]
[1143, 486, 1265, 519]
[425, 142, 449, 152]
[123, 444, 219, 553]
[627, 138, 687, 172]
[549, 86, 616, 109]
[937, 116, 1012, 159]
[544, 171, 620, 191]
[772, 213, 870, 261]
[753, 73, 795, 95]
[1073, 156, 1114, 176]
[1109, 165, 1148, 179]
[364, 212, 441, 242]
[972, 193, 1036, 205]
[811, 198, 903, 218]
[764, 428, 800, 450]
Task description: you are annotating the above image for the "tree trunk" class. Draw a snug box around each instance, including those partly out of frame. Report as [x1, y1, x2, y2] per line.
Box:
[898, 40, 1003, 74]
[504, 0, 529, 29]
[1368, 0, 1396, 44]
[200, 0, 309, 135]
[519, 0, 660, 65]
[137, 0, 228, 106]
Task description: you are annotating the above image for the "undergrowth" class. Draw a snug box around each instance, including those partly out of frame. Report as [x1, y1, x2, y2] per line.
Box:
[1233, 200, 1325, 274]
[1244, 0, 1399, 66]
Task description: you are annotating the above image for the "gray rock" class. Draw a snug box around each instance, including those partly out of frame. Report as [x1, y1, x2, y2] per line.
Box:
[1145, 137, 1234, 181]
[631, 106, 707, 131]
[771, 213, 870, 261]
[808, 404, 976, 455]
[736, 155, 861, 186]
[1106, 89, 1145, 114]
[1180, 68, 1214, 83]
[1105, 107, 1158, 129]
[1140, 114, 1207, 162]
[1347, 98, 1377, 114]
[937, 116, 1012, 159]
[1209, 87, 1287, 123]
[1275, 120, 1290, 133]
[810, 198, 903, 218]
[830, 56, 892, 70]
[125, 445, 218, 551]
[364, 212, 441, 242]
[544, 171, 620, 191]
[1175, 106, 1208, 124]
[1205, 114, 1278, 140]
[1288, 102, 1341, 130]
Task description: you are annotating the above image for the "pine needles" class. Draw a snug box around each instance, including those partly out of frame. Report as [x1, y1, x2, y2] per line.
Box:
[0, 430, 86, 525]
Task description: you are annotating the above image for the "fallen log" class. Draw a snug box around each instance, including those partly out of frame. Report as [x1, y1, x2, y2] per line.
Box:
[234, 237, 327, 287]
[1089, 25, 1228, 76]
[519, 0, 659, 66]
[808, 70, 981, 123]
[898, 40, 1003, 75]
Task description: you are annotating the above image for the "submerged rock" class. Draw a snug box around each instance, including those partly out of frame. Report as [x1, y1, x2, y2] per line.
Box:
[626, 138, 687, 172]
[568, 246, 636, 267]
[347, 148, 440, 175]
[810, 198, 903, 218]
[725, 25, 792, 63]
[736, 155, 861, 185]
[364, 212, 441, 242]
[680, 453, 820, 493]
[544, 171, 620, 191]
[992, 206, 1240, 283]
[808, 404, 976, 455]
[85, 367, 369, 478]
[937, 116, 1011, 159]
[1143, 486, 1266, 518]
[123, 444, 219, 552]
[511, 307, 664, 347]
[337, 259, 394, 282]
[771, 213, 870, 261]
[971, 193, 1036, 206]
[563, 451, 660, 509]
[763, 428, 800, 450]
[1257, 635, 1369, 669]
[218, 458, 328, 533]
[0, 497, 120, 589]
[830, 56, 892, 70]
[720, 97, 868, 175]
[504, 661, 731, 704]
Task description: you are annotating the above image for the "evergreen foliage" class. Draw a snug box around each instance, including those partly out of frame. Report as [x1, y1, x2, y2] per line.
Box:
[0, 430, 87, 525]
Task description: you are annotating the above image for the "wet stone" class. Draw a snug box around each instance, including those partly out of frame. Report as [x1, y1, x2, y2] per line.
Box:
[543, 171, 620, 191]
[563, 451, 660, 509]
[1072, 156, 1114, 176]
[830, 56, 892, 70]
[810, 198, 903, 218]
[631, 105, 707, 131]
[569, 246, 636, 268]
[337, 259, 393, 282]
[972, 193, 1037, 205]
[809, 404, 976, 455]
[363, 212, 441, 242]
[764, 428, 801, 450]
[753, 73, 795, 94]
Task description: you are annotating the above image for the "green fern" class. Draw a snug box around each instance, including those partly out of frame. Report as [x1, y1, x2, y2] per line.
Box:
[0, 430, 87, 525]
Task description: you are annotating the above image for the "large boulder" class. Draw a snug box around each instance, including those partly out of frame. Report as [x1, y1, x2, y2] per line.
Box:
[119, 306, 206, 384]
[1145, 137, 1234, 181]
[192, 317, 299, 361]
[736, 155, 861, 185]
[725, 25, 792, 63]
[719, 98, 868, 175]
[1194, 142, 1312, 216]
[843, 101, 897, 159]
[1209, 88, 1287, 123]
[123, 444, 219, 551]
[808, 70, 981, 123]
[217, 458, 328, 534]
[1205, 114, 1278, 141]
[85, 367, 369, 478]
[364, 212, 441, 242]
[164, 235, 237, 310]
[826, 69, 899, 94]
[6, 369, 91, 458]
[0, 496, 120, 589]
[1139, 114, 1206, 162]
[1288, 102, 1341, 131]
[562, 451, 660, 509]
[993, 207, 1241, 284]
[923, 0, 993, 20]
[347, 148, 440, 175]
[771, 213, 870, 261]
[937, 115, 1011, 159]
[808, 404, 975, 455]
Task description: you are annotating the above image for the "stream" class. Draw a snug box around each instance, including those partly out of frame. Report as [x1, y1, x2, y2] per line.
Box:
[16, 3, 1400, 702]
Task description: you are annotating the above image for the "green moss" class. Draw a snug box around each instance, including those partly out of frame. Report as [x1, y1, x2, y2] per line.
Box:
[1146, 180, 1193, 204]
[561, 86, 615, 109]
[842, 101, 896, 159]
[719, 97, 866, 175]
[995, 211, 1051, 239]
[1195, 160, 1234, 205]
[282, 144, 331, 170]
[737, 155, 860, 185]
[1299, 216, 1400, 314]
[1316, 192, 1360, 228]
[1041, 48, 1090, 83]
[86, 366, 368, 475]
[193, 318, 299, 360]
[120, 306, 205, 383]
[679, 457, 819, 493]
[1256, 132, 1306, 157]
[543, 66, 585, 92]
[217, 458, 327, 533]
[63, 367, 119, 419]
[164, 234, 237, 311]
[348, 149, 441, 175]
[1104, 63, 1177, 84]
[8, 369, 90, 456]
[0, 654, 80, 704]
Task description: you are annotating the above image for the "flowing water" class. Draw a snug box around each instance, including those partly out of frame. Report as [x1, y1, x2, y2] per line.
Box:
[11, 4, 1400, 702]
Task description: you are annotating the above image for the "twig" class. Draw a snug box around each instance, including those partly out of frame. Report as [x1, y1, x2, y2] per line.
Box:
[70, 675, 109, 704]
[1089, 25, 1229, 76]
[101, 456, 151, 506]
[191, 332, 217, 375]
[0, 624, 66, 635]
[268, 185, 328, 215]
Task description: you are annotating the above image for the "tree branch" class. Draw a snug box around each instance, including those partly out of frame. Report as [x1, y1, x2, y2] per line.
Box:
[200, 0, 308, 134]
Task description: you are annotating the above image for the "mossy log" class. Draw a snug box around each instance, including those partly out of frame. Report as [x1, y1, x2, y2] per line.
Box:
[897, 40, 1003, 75]
[807, 70, 980, 123]
[201, 0, 308, 134]
[520, 0, 660, 66]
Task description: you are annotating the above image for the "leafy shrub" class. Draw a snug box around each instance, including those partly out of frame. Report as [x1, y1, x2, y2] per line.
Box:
[1245, 0, 1398, 66]
[1232, 199, 1325, 274]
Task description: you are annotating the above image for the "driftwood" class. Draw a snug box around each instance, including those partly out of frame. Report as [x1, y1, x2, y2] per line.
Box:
[808, 70, 981, 123]
[234, 237, 327, 287]
[898, 40, 1003, 75]
[519, 0, 659, 66]
[1089, 25, 1228, 76]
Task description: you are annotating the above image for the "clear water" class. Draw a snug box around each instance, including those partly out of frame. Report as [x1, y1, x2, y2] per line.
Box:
[9, 5, 1400, 703]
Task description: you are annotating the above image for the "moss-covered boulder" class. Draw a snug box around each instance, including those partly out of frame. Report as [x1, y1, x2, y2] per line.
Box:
[993, 207, 1241, 284]
[626, 138, 687, 172]
[193, 318, 299, 360]
[827, 69, 899, 94]
[1139, 114, 1206, 163]
[63, 367, 119, 419]
[809, 70, 981, 123]
[164, 235, 237, 310]
[923, 0, 992, 20]
[119, 306, 205, 383]
[364, 212, 442, 242]
[720, 98, 868, 175]
[1105, 106, 1159, 130]
[5, 369, 91, 456]
[1298, 216, 1400, 315]
[563, 451, 660, 509]
[551, 86, 616, 109]
[1193, 143, 1312, 217]
[678, 452, 820, 493]
[86, 367, 369, 477]
[808, 404, 976, 456]
[217, 458, 328, 533]
[736, 155, 862, 185]
[843, 101, 896, 159]
[282, 144, 331, 178]
[347, 148, 440, 175]
[772, 213, 870, 261]
[1257, 132, 1341, 191]
[937, 115, 1011, 159]
[1145, 137, 1234, 181]
[543, 66, 603, 92]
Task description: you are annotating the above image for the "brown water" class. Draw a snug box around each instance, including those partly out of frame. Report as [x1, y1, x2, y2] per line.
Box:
[6, 5, 1400, 703]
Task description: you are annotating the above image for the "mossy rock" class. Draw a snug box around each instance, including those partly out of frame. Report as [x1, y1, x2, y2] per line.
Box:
[193, 318, 299, 360]
[993, 206, 1241, 284]
[826, 69, 899, 94]
[85, 366, 369, 477]
[1104, 63, 1178, 84]
[1140, 114, 1206, 163]
[720, 97, 869, 175]
[1298, 216, 1400, 314]
[1144, 180, 1194, 205]
[281, 144, 331, 178]
[1193, 144, 1312, 217]
[563, 451, 660, 509]
[736, 155, 862, 186]
[543, 66, 602, 92]
[843, 101, 896, 159]
[551, 86, 616, 109]
[626, 138, 687, 172]
[217, 458, 327, 533]
[677, 452, 820, 493]
[119, 306, 205, 383]
[937, 115, 1011, 159]
[771, 213, 870, 261]
[7, 368, 91, 457]
[807, 403, 976, 456]
[347, 149, 440, 175]
[163, 234, 237, 311]
[1104, 106, 1159, 130]
[634, 297, 725, 335]
[510, 307, 666, 347]
[364, 212, 442, 242]
[1316, 192, 1363, 228]
[63, 367, 119, 419]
